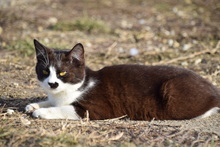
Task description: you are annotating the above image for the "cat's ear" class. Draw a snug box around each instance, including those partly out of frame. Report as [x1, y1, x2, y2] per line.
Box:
[33, 39, 52, 58]
[69, 43, 84, 64]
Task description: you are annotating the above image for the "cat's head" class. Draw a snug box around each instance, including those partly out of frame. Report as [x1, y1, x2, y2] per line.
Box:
[33, 39, 85, 94]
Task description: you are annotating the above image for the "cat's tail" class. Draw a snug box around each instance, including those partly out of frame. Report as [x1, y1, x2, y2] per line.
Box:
[195, 89, 220, 119]
[196, 107, 220, 119]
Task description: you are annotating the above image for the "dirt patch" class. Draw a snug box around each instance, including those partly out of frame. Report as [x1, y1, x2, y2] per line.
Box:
[0, 0, 220, 146]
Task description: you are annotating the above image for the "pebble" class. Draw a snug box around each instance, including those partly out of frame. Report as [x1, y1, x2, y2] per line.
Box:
[118, 47, 125, 53]
[168, 39, 174, 47]
[130, 48, 139, 56]
[44, 38, 50, 43]
[183, 44, 191, 51]
[48, 17, 58, 25]
[181, 61, 188, 66]
[7, 109, 15, 115]
[138, 19, 146, 25]
[37, 26, 43, 32]
[194, 58, 202, 65]
[20, 117, 31, 125]
[85, 42, 92, 47]
[121, 20, 133, 29]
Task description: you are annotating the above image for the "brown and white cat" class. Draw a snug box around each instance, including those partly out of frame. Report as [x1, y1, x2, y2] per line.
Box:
[25, 39, 220, 120]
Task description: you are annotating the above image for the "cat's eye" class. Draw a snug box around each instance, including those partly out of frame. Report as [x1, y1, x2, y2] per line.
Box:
[59, 71, 67, 76]
[42, 70, 49, 75]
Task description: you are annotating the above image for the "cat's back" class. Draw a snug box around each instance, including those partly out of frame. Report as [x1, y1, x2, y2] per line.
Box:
[96, 64, 216, 94]
[98, 64, 196, 82]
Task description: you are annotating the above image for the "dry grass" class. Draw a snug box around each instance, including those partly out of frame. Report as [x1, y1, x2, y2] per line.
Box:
[1, 112, 220, 147]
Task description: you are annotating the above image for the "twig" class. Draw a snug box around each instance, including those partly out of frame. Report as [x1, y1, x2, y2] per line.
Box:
[152, 41, 220, 65]
[106, 132, 124, 141]
[104, 42, 118, 59]
[86, 110, 90, 122]
[0, 104, 6, 113]
[102, 115, 127, 121]
[138, 118, 155, 138]
[0, 113, 7, 116]
[152, 49, 218, 65]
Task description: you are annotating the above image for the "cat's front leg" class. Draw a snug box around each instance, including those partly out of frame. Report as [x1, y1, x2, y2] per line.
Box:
[25, 100, 52, 113]
[32, 105, 80, 120]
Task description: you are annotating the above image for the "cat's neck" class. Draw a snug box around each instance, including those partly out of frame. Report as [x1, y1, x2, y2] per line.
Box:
[78, 67, 97, 91]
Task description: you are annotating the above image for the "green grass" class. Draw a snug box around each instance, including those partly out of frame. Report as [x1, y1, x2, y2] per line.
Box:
[6, 39, 35, 57]
[6, 39, 69, 56]
[153, 2, 172, 11]
[51, 17, 111, 34]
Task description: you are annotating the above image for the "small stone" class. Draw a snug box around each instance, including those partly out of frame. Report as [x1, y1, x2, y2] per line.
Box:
[194, 58, 202, 65]
[181, 61, 188, 66]
[121, 20, 133, 29]
[48, 17, 58, 25]
[13, 83, 19, 87]
[37, 26, 43, 32]
[7, 109, 14, 115]
[20, 117, 31, 125]
[85, 42, 92, 47]
[1, 42, 6, 47]
[130, 48, 139, 56]
[168, 39, 174, 46]
[183, 44, 191, 51]
[118, 47, 125, 53]
[182, 32, 188, 37]
[173, 41, 180, 48]
[138, 19, 146, 25]
[44, 38, 49, 43]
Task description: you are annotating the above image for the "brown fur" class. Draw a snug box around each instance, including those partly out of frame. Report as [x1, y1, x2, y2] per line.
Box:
[73, 65, 220, 120]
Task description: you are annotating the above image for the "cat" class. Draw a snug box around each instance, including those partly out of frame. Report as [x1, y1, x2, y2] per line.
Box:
[25, 39, 220, 120]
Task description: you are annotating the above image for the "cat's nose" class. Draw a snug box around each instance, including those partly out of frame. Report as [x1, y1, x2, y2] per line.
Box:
[48, 82, 59, 89]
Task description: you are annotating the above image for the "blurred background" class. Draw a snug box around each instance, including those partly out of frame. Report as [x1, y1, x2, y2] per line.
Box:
[0, 1, 219, 53]
[0, 0, 219, 55]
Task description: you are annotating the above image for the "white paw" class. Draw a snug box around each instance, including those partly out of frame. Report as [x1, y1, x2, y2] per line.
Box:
[25, 103, 40, 113]
[32, 108, 50, 119]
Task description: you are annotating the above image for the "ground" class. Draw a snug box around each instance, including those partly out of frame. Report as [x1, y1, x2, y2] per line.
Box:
[0, 0, 220, 146]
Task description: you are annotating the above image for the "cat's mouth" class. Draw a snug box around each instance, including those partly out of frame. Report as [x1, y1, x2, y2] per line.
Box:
[47, 87, 63, 94]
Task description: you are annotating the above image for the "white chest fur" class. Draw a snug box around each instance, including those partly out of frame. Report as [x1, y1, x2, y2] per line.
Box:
[40, 66, 96, 106]
[47, 80, 95, 106]
[47, 89, 84, 106]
